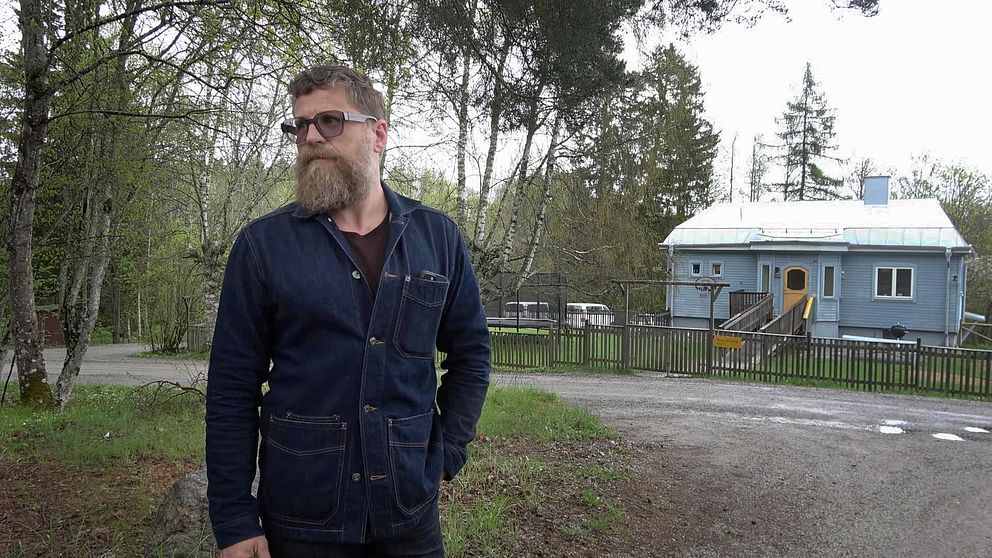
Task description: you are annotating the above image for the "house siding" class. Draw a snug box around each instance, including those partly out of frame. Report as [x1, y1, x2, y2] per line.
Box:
[670, 251, 756, 320]
[837, 252, 964, 336]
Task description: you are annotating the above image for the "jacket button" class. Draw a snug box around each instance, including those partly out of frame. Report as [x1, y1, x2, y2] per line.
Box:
[369, 337, 378, 345]
[352, 270, 361, 280]
[351, 472, 361, 483]
[363, 404, 376, 413]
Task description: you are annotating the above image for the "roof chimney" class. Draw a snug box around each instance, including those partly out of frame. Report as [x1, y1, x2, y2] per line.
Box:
[863, 176, 890, 205]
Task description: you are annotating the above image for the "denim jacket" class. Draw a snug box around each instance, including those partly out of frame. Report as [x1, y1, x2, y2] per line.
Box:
[205, 185, 491, 548]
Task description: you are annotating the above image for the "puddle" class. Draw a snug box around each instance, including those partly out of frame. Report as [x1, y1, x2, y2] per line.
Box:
[932, 433, 964, 442]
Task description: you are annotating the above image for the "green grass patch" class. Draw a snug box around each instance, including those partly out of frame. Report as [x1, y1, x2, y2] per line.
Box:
[475, 387, 616, 441]
[0, 383, 205, 466]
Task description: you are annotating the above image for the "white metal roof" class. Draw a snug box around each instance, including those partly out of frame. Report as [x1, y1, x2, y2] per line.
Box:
[661, 198, 970, 250]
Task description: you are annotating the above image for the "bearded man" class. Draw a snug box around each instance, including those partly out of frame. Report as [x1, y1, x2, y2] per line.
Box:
[205, 65, 491, 558]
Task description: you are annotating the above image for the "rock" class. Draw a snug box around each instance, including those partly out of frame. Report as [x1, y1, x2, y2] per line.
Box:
[144, 463, 259, 557]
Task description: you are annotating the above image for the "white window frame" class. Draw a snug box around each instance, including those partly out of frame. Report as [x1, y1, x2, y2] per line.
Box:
[873, 266, 915, 300]
[690, 261, 702, 277]
[710, 261, 723, 278]
[759, 264, 771, 292]
[822, 265, 836, 299]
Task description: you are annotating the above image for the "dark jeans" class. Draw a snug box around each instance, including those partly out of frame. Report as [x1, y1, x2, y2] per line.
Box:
[266, 508, 444, 558]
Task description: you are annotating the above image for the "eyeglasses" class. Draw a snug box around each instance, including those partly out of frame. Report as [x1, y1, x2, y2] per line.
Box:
[280, 110, 378, 144]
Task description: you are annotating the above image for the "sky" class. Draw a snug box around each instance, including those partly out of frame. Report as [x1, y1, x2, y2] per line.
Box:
[625, 0, 992, 195]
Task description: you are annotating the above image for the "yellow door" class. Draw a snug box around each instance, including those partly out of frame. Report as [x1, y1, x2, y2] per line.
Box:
[783, 266, 809, 310]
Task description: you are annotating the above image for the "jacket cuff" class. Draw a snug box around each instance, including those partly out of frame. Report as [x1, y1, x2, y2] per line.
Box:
[442, 441, 468, 480]
[212, 513, 264, 550]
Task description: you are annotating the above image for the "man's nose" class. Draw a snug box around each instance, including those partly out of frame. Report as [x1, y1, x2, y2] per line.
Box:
[301, 121, 325, 144]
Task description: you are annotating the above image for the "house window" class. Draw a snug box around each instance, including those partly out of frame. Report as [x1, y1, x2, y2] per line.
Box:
[786, 269, 806, 291]
[760, 265, 771, 292]
[823, 266, 835, 298]
[710, 262, 723, 277]
[875, 267, 913, 299]
[690, 262, 702, 277]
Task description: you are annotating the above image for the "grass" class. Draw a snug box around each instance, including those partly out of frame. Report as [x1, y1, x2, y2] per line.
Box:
[0, 384, 205, 466]
[0, 383, 630, 557]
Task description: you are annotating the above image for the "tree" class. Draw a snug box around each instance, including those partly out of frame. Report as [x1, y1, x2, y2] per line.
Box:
[895, 152, 940, 199]
[845, 156, 878, 199]
[748, 135, 771, 202]
[640, 44, 720, 226]
[775, 63, 843, 201]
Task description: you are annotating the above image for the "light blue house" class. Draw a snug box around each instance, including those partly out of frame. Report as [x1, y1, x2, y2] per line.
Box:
[661, 177, 975, 346]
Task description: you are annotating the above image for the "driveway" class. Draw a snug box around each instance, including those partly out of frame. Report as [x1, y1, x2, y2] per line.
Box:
[496, 373, 992, 557]
[6, 345, 992, 556]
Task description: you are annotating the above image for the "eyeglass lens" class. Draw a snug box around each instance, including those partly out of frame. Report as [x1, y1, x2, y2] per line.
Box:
[287, 111, 345, 143]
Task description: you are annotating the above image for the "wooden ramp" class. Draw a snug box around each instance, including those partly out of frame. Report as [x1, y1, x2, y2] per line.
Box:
[717, 297, 812, 370]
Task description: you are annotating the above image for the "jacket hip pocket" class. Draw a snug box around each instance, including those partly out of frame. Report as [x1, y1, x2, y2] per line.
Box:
[394, 274, 449, 359]
[387, 409, 444, 516]
[262, 414, 347, 524]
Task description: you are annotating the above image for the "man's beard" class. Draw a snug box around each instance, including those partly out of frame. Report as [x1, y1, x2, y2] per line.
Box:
[294, 137, 377, 214]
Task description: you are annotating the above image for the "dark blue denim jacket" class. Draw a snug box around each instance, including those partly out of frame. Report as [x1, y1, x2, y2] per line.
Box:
[205, 185, 491, 548]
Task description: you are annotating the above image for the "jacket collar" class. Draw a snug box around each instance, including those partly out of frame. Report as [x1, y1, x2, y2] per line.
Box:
[291, 181, 421, 220]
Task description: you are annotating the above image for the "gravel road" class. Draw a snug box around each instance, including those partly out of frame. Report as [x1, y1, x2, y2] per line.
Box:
[6, 344, 992, 557]
[496, 372, 992, 558]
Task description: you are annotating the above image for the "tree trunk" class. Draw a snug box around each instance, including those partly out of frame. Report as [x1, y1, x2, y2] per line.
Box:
[110, 259, 121, 344]
[55, 191, 114, 408]
[454, 0, 477, 231]
[9, 0, 54, 407]
[498, 92, 542, 271]
[518, 116, 560, 284]
[473, 42, 509, 245]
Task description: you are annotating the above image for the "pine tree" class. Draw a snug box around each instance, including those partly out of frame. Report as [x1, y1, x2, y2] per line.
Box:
[640, 44, 720, 224]
[775, 63, 843, 200]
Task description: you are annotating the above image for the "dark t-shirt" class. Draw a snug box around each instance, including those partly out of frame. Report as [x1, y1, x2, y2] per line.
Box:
[341, 215, 389, 299]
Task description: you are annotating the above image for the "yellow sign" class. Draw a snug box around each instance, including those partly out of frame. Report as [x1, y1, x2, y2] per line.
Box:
[713, 335, 743, 350]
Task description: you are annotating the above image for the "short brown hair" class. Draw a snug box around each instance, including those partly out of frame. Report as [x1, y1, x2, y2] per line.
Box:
[288, 65, 386, 121]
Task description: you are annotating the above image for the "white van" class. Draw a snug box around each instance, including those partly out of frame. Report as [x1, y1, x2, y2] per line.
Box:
[504, 301, 552, 319]
[566, 303, 613, 327]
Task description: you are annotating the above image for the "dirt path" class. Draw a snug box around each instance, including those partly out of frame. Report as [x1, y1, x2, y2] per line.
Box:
[8, 346, 992, 556]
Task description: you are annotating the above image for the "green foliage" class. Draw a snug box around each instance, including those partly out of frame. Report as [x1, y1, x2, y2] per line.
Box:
[775, 63, 843, 200]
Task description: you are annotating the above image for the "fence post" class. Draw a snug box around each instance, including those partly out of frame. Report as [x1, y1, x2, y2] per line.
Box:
[622, 323, 631, 371]
[583, 321, 590, 366]
[914, 337, 922, 388]
[805, 332, 812, 380]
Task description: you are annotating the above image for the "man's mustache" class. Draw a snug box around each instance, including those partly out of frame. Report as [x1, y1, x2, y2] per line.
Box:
[297, 146, 341, 165]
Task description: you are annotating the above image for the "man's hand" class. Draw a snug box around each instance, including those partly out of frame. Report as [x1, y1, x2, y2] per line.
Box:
[219, 535, 270, 558]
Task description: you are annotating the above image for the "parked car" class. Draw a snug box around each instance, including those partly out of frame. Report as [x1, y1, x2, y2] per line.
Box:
[566, 303, 614, 327]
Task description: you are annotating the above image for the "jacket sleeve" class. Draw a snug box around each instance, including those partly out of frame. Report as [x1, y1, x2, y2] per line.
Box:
[205, 229, 271, 548]
[434, 224, 491, 479]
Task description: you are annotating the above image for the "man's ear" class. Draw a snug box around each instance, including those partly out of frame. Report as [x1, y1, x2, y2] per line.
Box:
[372, 120, 388, 154]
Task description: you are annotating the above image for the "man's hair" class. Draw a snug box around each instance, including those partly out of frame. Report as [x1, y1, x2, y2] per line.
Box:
[288, 65, 386, 121]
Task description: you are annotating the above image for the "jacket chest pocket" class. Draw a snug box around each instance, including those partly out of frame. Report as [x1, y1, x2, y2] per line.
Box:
[262, 415, 347, 524]
[394, 273, 449, 359]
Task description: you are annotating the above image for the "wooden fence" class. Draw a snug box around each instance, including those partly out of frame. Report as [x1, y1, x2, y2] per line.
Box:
[485, 323, 992, 398]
